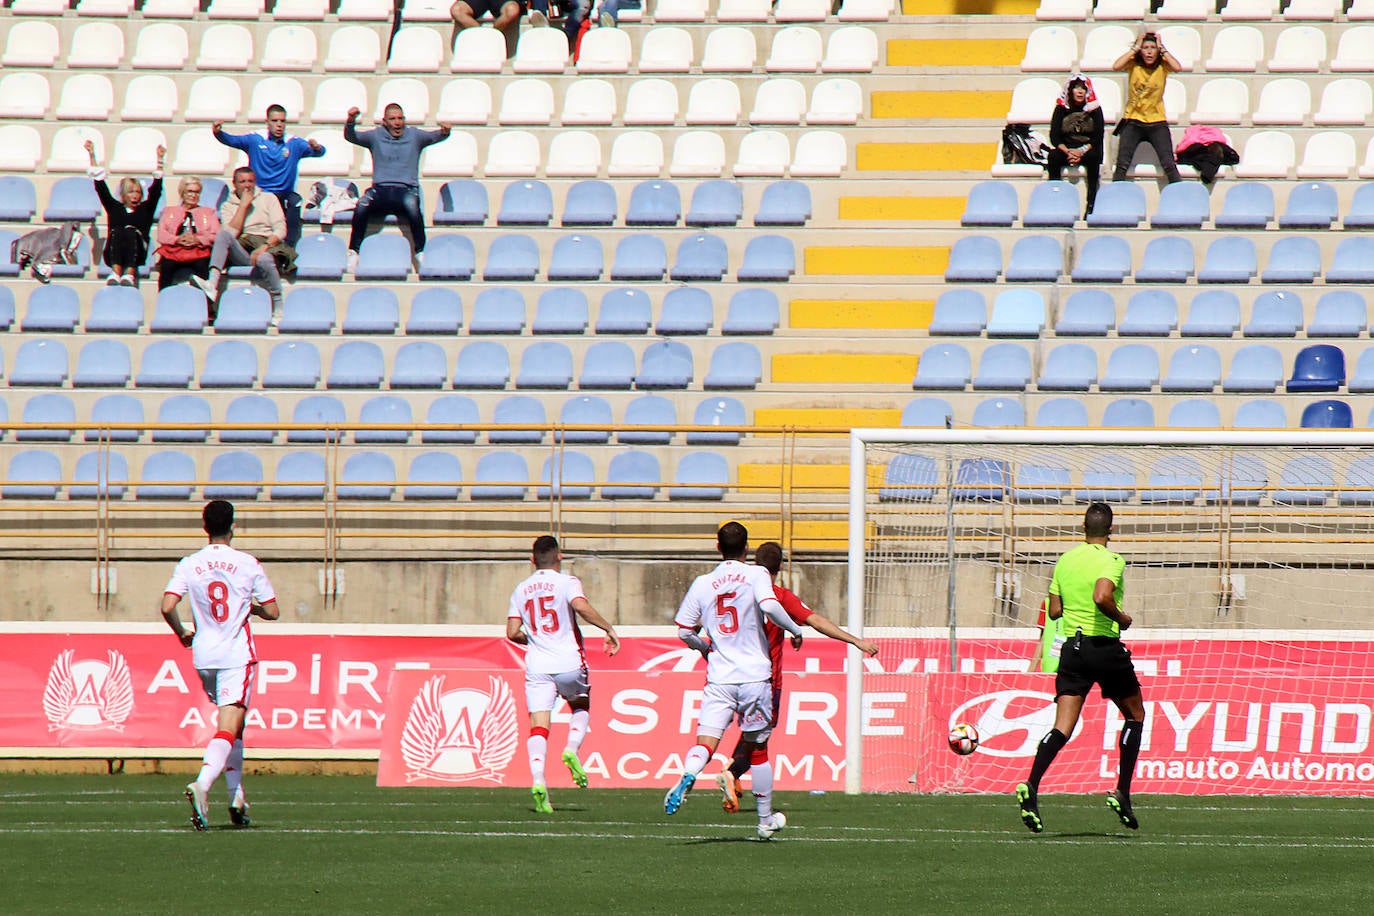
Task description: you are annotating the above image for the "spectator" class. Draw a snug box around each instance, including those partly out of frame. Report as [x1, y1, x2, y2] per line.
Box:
[1175, 125, 1239, 186]
[212, 106, 324, 247]
[155, 177, 221, 293]
[451, 0, 526, 59]
[528, 0, 620, 54]
[1046, 74, 1106, 218]
[1111, 30, 1182, 184]
[192, 167, 290, 322]
[343, 104, 452, 273]
[85, 139, 164, 287]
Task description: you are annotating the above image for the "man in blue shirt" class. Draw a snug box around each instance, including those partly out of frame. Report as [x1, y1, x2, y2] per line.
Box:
[212, 105, 324, 247]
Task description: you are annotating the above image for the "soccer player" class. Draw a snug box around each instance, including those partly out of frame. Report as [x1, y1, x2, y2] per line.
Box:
[665, 522, 806, 840]
[507, 535, 621, 814]
[160, 500, 279, 832]
[1015, 502, 1145, 833]
[715, 541, 879, 814]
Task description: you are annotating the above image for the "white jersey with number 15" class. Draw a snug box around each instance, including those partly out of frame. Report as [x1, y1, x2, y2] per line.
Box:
[675, 559, 778, 684]
[508, 568, 588, 675]
[164, 542, 276, 670]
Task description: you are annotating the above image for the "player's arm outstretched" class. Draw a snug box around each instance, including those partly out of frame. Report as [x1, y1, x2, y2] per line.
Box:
[571, 596, 621, 657]
[159, 593, 194, 648]
[804, 612, 879, 657]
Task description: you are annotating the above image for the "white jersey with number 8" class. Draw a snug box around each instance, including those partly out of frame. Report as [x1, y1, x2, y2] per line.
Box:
[164, 543, 276, 670]
[675, 559, 778, 684]
[508, 569, 588, 675]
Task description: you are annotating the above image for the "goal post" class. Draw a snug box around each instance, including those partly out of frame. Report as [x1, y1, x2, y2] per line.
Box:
[847, 427, 1374, 797]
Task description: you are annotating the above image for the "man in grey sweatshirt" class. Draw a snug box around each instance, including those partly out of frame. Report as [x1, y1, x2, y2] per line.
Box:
[344, 104, 452, 269]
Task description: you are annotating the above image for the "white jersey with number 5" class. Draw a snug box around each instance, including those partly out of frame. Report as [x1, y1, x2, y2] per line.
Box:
[675, 560, 778, 684]
[164, 543, 276, 670]
[508, 569, 588, 675]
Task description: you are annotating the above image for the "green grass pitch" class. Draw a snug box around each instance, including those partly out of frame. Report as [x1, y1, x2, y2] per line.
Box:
[4, 774, 1374, 914]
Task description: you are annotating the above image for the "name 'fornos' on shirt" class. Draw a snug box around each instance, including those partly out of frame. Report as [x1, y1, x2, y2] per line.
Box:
[508, 568, 589, 675]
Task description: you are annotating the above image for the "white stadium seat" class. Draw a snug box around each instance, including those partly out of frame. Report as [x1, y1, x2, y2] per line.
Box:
[132, 24, 190, 69]
[110, 127, 168, 173]
[807, 78, 864, 124]
[734, 130, 790, 177]
[451, 27, 507, 74]
[1331, 27, 1374, 72]
[638, 27, 694, 73]
[48, 126, 106, 172]
[298, 130, 355, 176]
[1268, 26, 1326, 73]
[576, 27, 632, 73]
[685, 79, 742, 125]
[121, 76, 179, 122]
[1233, 131, 1296, 179]
[717, 0, 772, 19]
[438, 79, 494, 125]
[513, 28, 570, 74]
[623, 79, 680, 125]
[261, 26, 319, 71]
[669, 131, 727, 177]
[68, 22, 124, 68]
[0, 126, 43, 171]
[498, 79, 555, 126]
[418, 133, 479, 177]
[184, 76, 244, 123]
[172, 132, 235, 175]
[1205, 26, 1264, 72]
[1252, 79, 1311, 127]
[484, 131, 542, 177]
[750, 78, 807, 125]
[766, 26, 823, 72]
[1078, 26, 1134, 72]
[0, 73, 51, 119]
[2, 21, 61, 67]
[1020, 26, 1076, 72]
[55, 74, 115, 121]
[791, 130, 847, 177]
[608, 131, 665, 178]
[1297, 131, 1357, 179]
[1314, 79, 1373, 126]
[375, 78, 431, 123]
[1190, 78, 1248, 125]
[249, 78, 307, 122]
[561, 79, 617, 126]
[388, 27, 446, 73]
[545, 131, 603, 178]
[196, 24, 254, 70]
[323, 25, 382, 71]
[821, 26, 878, 72]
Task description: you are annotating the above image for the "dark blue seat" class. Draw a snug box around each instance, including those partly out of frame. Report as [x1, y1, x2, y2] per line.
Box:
[625, 180, 681, 226]
[1055, 289, 1114, 336]
[1286, 344, 1345, 392]
[496, 180, 554, 225]
[1299, 400, 1352, 429]
[1180, 290, 1241, 336]
[960, 180, 1018, 227]
[687, 179, 744, 227]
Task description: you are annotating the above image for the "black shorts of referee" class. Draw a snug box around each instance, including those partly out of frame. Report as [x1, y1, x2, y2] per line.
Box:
[1054, 630, 1141, 701]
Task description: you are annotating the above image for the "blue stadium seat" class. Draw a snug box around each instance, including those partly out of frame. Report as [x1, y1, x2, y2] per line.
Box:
[1198, 236, 1257, 283]
[390, 340, 449, 389]
[738, 234, 795, 282]
[1260, 237, 1320, 284]
[342, 287, 400, 334]
[433, 179, 489, 225]
[1347, 346, 1374, 393]
[338, 452, 397, 500]
[558, 395, 613, 444]
[0, 287, 15, 329]
[1150, 180, 1210, 229]
[901, 397, 954, 427]
[1014, 452, 1072, 502]
[18, 393, 76, 442]
[971, 342, 1031, 391]
[22, 284, 79, 332]
[579, 340, 637, 389]
[88, 394, 144, 442]
[1135, 235, 1194, 283]
[1345, 184, 1374, 229]
[70, 451, 129, 500]
[471, 451, 530, 500]
[1055, 289, 1115, 336]
[1069, 235, 1131, 283]
[43, 177, 100, 221]
[405, 287, 464, 334]
[1215, 182, 1274, 229]
[753, 180, 811, 226]
[469, 287, 527, 334]
[404, 452, 464, 500]
[0, 231, 22, 276]
[671, 233, 728, 281]
[1244, 290, 1304, 336]
[497, 180, 554, 226]
[1340, 456, 1374, 506]
[986, 289, 1045, 337]
[1118, 289, 1178, 336]
[877, 453, 937, 502]
[1180, 290, 1241, 337]
[516, 340, 574, 389]
[722, 288, 779, 335]
[3, 449, 62, 499]
[1308, 291, 1367, 337]
[1223, 344, 1284, 392]
[294, 233, 347, 280]
[198, 340, 259, 388]
[1274, 454, 1335, 504]
[610, 235, 667, 281]
[1099, 344, 1160, 391]
[620, 394, 677, 444]
[221, 394, 278, 444]
[1234, 399, 1286, 428]
[952, 457, 1009, 501]
[1327, 237, 1374, 283]
[1141, 455, 1203, 503]
[669, 451, 729, 501]
[0, 176, 37, 221]
[927, 289, 987, 336]
[1022, 180, 1078, 227]
[483, 233, 540, 281]
[1004, 235, 1062, 282]
[205, 451, 264, 500]
[1205, 454, 1268, 505]
[944, 235, 1001, 282]
[547, 234, 604, 281]
[686, 179, 743, 227]
[1166, 399, 1222, 428]
[327, 340, 385, 388]
[270, 451, 327, 500]
[625, 180, 682, 226]
[212, 286, 272, 334]
[636, 340, 694, 389]
[1077, 454, 1137, 501]
[490, 395, 546, 444]
[1034, 397, 1089, 427]
[595, 288, 652, 334]
[912, 342, 972, 390]
[1086, 182, 1146, 228]
[150, 288, 208, 335]
[73, 339, 132, 387]
[560, 180, 618, 227]
[538, 451, 595, 500]
[1036, 343, 1097, 391]
[1161, 344, 1221, 392]
[278, 286, 336, 334]
[687, 397, 745, 445]
[263, 340, 322, 388]
[10, 339, 68, 386]
[602, 451, 661, 499]
[1287, 343, 1345, 392]
[1299, 400, 1352, 429]
[283, 395, 344, 444]
[656, 287, 713, 335]
[356, 395, 414, 444]
[422, 395, 480, 444]
[85, 286, 144, 333]
[417, 233, 477, 281]
[356, 234, 412, 280]
[702, 341, 762, 389]
[1279, 181, 1339, 229]
[137, 450, 196, 500]
[453, 340, 511, 388]
[960, 180, 1018, 227]
[532, 288, 589, 334]
[971, 397, 1024, 427]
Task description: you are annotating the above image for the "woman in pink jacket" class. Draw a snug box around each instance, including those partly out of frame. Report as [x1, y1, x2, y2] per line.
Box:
[155, 177, 221, 291]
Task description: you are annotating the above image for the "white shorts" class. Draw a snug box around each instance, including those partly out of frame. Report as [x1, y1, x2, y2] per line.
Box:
[525, 669, 591, 713]
[697, 680, 773, 742]
[198, 664, 255, 708]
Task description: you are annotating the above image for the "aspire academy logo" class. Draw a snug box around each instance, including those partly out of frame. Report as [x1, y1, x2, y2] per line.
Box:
[399, 674, 519, 783]
[43, 649, 135, 732]
[950, 689, 1057, 758]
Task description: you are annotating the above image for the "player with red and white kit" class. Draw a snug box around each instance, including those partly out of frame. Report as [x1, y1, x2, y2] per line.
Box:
[160, 500, 278, 832]
[664, 522, 805, 840]
[507, 534, 620, 814]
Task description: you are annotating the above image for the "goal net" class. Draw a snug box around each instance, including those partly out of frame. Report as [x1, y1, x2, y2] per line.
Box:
[846, 428, 1374, 797]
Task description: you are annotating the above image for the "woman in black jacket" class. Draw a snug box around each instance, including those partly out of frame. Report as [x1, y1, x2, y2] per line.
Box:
[1046, 74, 1106, 218]
[84, 139, 164, 287]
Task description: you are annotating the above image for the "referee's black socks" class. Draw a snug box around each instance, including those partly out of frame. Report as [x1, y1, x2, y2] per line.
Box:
[1027, 729, 1070, 793]
[1117, 720, 1143, 797]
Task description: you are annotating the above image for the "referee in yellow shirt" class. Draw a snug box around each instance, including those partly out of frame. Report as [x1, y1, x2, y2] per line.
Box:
[1016, 502, 1145, 833]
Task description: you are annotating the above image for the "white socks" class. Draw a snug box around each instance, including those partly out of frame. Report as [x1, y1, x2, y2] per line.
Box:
[683, 743, 711, 777]
[195, 731, 234, 792]
[566, 709, 590, 755]
[528, 730, 548, 784]
[751, 761, 775, 820]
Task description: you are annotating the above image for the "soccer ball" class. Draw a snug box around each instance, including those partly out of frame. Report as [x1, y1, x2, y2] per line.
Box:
[948, 723, 979, 756]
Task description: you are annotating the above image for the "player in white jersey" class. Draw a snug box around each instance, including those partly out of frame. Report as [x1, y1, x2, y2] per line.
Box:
[664, 521, 804, 840]
[160, 500, 278, 832]
[507, 535, 620, 814]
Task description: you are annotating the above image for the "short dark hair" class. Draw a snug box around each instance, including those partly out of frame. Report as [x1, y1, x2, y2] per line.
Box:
[717, 521, 748, 559]
[532, 535, 559, 568]
[1084, 502, 1113, 537]
[755, 541, 783, 576]
[383, 103, 404, 116]
[232, 166, 255, 182]
[266, 104, 287, 118]
[203, 500, 234, 538]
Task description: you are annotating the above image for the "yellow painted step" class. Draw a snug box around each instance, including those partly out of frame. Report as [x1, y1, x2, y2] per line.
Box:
[838, 195, 964, 222]
[805, 245, 948, 276]
[772, 353, 918, 385]
[754, 407, 902, 429]
[887, 38, 1027, 67]
[790, 298, 935, 330]
[857, 142, 996, 172]
[741, 463, 885, 491]
[902, 0, 1038, 17]
[872, 90, 1013, 120]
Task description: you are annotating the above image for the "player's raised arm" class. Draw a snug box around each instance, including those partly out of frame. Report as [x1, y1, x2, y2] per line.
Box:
[805, 612, 879, 657]
[571, 596, 620, 657]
